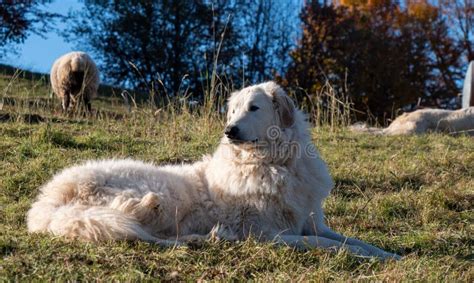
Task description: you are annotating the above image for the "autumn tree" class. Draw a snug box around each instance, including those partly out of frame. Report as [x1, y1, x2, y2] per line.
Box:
[286, 0, 465, 121]
[407, 1, 464, 103]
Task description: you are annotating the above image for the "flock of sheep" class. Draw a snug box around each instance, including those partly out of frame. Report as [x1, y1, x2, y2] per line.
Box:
[50, 51, 473, 135]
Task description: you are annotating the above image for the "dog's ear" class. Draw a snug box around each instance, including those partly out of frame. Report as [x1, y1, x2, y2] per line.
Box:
[270, 84, 295, 128]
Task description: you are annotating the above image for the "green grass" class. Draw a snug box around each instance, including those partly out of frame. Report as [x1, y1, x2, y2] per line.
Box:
[1, 71, 473, 281]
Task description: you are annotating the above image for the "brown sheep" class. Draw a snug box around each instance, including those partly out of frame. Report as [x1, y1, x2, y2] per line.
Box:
[50, 51, 100, 113]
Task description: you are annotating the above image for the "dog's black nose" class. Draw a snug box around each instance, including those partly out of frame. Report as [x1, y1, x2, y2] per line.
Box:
[225, 125, 239, 139]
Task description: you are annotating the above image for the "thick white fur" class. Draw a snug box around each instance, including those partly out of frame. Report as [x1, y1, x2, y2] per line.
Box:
[350, 107, 474, 135]
[27, 159, 213, 245]
[28, 82, 399, 259]
[50, 51, 100, 112]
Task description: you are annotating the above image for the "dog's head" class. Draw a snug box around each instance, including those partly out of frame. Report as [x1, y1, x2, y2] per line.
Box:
[224, 82, 295, 145]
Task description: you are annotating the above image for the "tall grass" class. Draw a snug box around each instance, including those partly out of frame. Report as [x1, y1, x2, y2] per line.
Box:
[1, 66, 359, 133]
[289, 80, 357, 130]
[0, 9, 356, 129]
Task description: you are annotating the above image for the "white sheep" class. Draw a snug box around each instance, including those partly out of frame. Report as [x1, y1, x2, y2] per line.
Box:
[50, 51, 99, 113]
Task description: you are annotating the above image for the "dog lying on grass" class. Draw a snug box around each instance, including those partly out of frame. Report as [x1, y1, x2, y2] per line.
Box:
[27, 82, 400, 260]
[350, 107, 474, 135]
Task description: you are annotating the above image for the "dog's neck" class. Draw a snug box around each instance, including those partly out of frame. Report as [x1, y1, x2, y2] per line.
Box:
[208, 112, 315, 198]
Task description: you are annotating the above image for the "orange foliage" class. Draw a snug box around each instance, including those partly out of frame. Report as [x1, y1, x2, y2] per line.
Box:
[285, 0, 464, 121]
[339, 0, 394, 8]
[408, 1, 438, 21]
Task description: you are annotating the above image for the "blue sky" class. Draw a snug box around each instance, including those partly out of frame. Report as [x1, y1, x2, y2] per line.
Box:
[1, 0, 303, 76]
[0, 1, 83, 73]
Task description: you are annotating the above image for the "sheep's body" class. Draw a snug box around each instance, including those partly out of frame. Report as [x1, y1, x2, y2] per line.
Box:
[50, 52, 99, 112]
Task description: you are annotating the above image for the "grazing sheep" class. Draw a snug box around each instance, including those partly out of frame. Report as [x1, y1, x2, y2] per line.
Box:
[350, 107, 474, 135]
[50, 51, 99, 113]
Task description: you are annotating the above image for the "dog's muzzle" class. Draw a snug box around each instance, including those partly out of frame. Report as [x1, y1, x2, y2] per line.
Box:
[225, 125, 240, 140]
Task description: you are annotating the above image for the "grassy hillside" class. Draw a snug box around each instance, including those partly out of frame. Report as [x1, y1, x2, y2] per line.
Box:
[0, 69, 473, 281]
[0, 64, 146, 116]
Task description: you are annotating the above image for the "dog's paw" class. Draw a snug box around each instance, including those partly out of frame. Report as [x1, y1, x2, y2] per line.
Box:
[345, 245, 372, 258]
[154, 238, 184, 248]
[140, 192, 160, 209]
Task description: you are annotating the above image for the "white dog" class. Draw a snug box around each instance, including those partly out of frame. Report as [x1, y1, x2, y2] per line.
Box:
[204, 82, 399, 259]
[27, 82, 399, 259]
[350, 107, 474, 135]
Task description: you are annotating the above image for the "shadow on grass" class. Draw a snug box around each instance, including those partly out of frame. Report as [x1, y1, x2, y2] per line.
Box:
[0, 112, 45, 124]
[333, 175, 425, 198]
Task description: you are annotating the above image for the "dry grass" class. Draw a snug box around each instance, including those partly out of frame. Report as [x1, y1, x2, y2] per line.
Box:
[0, 71, 473, 281]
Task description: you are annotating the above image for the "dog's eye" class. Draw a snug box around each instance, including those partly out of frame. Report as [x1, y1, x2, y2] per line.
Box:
[249, 105, 259, 112]
[232, 109, 235, 114]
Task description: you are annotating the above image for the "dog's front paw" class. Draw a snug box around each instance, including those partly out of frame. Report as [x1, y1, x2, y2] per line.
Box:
[345, 245, 372, 258]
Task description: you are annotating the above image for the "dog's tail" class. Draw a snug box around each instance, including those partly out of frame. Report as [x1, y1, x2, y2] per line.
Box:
[348, 122, 385, 135]
[26, 173, 176, 245]
[27, 200, 163, 243]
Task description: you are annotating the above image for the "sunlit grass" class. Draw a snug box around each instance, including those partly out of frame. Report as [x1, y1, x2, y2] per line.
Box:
[0, 71, 473, 280]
